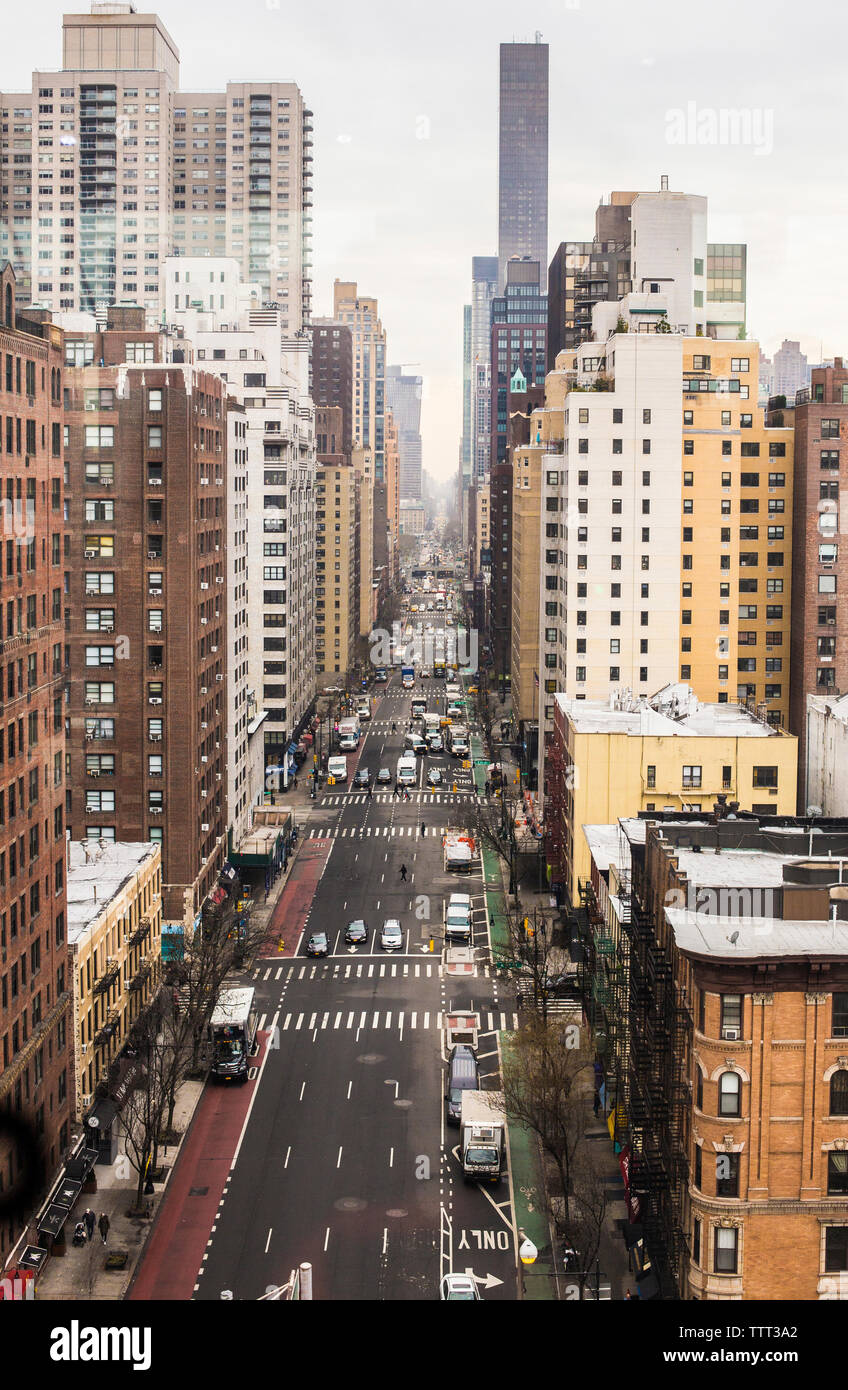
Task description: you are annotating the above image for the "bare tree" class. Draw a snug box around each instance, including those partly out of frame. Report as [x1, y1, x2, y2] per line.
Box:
[501, 1016, 592, 1212]
[115, 1012, 169, 1213]
[554, 1144, 610, 1298]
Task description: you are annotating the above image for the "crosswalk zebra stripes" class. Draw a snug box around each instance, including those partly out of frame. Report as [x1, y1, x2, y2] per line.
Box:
[319, 791, 476, 806]
[270, 1008, 520, 1034]
[256, 960, 438, 981]
[306, 823, 467, 839]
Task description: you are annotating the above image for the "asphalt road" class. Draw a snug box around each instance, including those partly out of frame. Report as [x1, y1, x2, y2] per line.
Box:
[196, 662, 520, 1301]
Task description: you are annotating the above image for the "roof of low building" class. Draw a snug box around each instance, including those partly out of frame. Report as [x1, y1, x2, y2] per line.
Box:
[555, 685, 782, 739]
[67, 840, 159, 944]
[667, 908, 848, 961]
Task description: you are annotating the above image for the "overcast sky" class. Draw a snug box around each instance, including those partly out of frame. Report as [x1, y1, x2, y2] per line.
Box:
[4, 0, 848, 482]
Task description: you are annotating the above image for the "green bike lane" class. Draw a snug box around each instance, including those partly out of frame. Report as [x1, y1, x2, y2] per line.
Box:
[480, 831, 557, 1299]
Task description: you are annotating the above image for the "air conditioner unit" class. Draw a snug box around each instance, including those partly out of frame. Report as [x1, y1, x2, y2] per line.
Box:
[200, 617, 208, 625]
[201, 788, 208, 797]
[149, 806, 163, 814]
[149, 697, 163, 705]
[84, 549, 97, 559]
[148, 477, 162, 485]
[215, 741, 220, 749]
[722, 1027, 740, 1042]
[201, 823, 210, 832]
[201, 721, 208, 730]
[149, 587, 162, 596]
[201, 755, 208, 763]
[200, 685, 208, 694]
[147, 551, 160, 560]
[215, 673, 223, 681]
[85, 696, 98, 705]
[210, 645, 217, 652]
[149, 733, 162, 742]
[101, 623, 114, 633]
[216, 576, 224, 583]
[200, 582, 209, 590]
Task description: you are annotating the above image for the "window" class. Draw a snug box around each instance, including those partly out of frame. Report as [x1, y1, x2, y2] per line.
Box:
[825, 1227, 848, 1273]
[714, 1226, 738, 1274]
[147, 425, 162, 448]
[718, 1071, 741, 1116]
[642, 409, 651, 424]
[84, 425, 114, 448]
[833, 993, 848, 1038]
[828, 1154, 848, 1196]
[830, 1071, 848, 1116]
[646, 765, 656, 789]
[682, 765, 702, 789]
[753, 766, 777, 788]
[822, 419, 840, 439]
[148, 388, 162, 411]
[715, 1153, 739, 1199]
[642, 439, 651, 454]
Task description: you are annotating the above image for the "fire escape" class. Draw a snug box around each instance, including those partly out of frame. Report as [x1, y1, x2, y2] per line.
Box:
[621, 880, 693, 1297]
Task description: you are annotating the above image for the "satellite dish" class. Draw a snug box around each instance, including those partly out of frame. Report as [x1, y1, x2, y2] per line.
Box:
[806, 804, 822, 818]
[727, 930, 740, 945]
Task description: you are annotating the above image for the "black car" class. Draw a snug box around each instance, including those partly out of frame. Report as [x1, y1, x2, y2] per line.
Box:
[377, 767, 392, 785]
[344, 919, 368, 945]
[353, 767, 371, 788]
[306, 932, 329, 957]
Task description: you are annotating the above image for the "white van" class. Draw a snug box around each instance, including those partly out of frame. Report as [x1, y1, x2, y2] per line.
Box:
[404, 733, 427, 755]
[397, 754, 417, 786]
[327, 755, 348, 784]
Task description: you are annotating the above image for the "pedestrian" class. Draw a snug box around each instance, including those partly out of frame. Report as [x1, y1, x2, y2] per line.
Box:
[98, 1212, 110, 1245]
[593, 1090, 601, 1117]
[421, 823, 426, 836]
[84, 1208, 96, 1242]
[367, 783, 372, 798]
[624, 1288, 633, 1300]
[400, 863, 408, 882]
[294, 775, 298, 790]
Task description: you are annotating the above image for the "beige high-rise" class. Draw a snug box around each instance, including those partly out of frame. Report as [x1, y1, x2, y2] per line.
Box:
[0, 4, 313, 328]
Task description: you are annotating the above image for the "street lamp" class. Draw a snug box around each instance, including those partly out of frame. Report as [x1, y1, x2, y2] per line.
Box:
[516, 1228, 537, 1299]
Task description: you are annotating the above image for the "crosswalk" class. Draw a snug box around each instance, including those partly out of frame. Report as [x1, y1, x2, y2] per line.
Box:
[319, 791, 475, 806]
[270, 1008, 520, 1034]
[306, 823, 472, 839]
[256, 960, 438, 981]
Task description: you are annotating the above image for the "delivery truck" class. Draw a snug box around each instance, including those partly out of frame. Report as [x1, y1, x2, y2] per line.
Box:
[460, 1090, 506, 1184]
[444, 831, 475, 872]
[401, 665, 415, 690]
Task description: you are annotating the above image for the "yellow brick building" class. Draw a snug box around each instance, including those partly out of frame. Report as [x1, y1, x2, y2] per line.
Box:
[548, 686, 798, 905]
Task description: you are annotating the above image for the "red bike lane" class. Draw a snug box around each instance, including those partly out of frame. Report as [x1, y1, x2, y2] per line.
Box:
[261, 836, 334, 957]
[128, 1033, 269, 1302]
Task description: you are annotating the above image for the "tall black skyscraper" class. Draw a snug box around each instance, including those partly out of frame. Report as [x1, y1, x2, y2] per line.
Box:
[498, 39, 549, 291]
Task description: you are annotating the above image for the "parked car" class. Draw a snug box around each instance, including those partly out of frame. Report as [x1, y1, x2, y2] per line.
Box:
[377, 767, 392, 785]
[306, 932, 329, 957]
[427, 767, 443, 787]
[380, 919, 404, 951]
[440, 1273, 481, 1301]
[344, 919, 368, 946]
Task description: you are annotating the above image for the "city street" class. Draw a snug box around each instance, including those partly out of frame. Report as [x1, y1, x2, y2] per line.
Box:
[192, 662, 521, 1301]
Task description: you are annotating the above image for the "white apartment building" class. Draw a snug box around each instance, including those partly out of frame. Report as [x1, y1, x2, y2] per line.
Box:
[164, 256, 316, 790]
[0, 4, 313, 329]
[225, 403, 264, 849]
[536, 334, 684, 793]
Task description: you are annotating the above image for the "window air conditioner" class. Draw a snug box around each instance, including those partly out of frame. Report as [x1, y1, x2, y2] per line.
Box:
[722, 1027, 740, 1042]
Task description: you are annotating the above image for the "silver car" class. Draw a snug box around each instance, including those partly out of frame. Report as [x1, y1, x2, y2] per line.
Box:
[380, 919, 403, 951]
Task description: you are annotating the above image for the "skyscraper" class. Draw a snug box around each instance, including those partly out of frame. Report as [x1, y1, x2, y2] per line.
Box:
[386, 366, 423, 500]
[497, 39, 549, 291]
[471, 255, 498, 482]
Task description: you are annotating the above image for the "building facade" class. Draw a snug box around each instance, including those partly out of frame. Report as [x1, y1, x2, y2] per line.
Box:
[0, 3, 313, 330]
[386, 365, 423, 501]
[63, 308, 228, 921]
[311, 319, 353, 456]
[315, 409, 359, 679]
[67, 838, 162, 1120]
[0, 267, 72, 1265]
[788, 359, 848, 801]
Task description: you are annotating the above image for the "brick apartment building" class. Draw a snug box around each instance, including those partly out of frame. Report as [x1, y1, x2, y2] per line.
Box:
[582, 810, 848, 1299]
[315, 406, 359, 678]
[62, 307, 228, 922]
[787, 358, 848, 803]
[0, 264, 73, 1264]
[311, 321, 353, 457]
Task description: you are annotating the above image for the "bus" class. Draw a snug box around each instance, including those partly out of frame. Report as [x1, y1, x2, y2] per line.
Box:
[208, 988, 258, 1083]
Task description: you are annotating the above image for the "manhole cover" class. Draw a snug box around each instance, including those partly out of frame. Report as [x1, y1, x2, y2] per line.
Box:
[394, 1098, 412, 1109]
[334, 1197, 368, 1213]
[357, 1054, 385, 1065]
[189, 1187, 209, 1196]
[385, 1209, 408, 1219]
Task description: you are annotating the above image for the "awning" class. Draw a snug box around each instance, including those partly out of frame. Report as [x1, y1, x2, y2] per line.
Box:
[623, 1221, 644, 1250]
[37, 1202, 71, 1239]
[51, 1177, 82, 1210]
[84, 1095, 119, 1137]
[287, 741, 298, 754]
[64, 1147, 99, 1183]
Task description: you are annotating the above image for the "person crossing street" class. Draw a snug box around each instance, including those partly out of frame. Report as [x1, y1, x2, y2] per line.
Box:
[400, 863, 408, 882]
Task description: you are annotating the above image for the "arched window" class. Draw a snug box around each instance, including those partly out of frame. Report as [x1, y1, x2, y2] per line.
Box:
[830, 1070, 848, 1116]
[718, 1071, 741, 1117]
[4, 281, 12, 328]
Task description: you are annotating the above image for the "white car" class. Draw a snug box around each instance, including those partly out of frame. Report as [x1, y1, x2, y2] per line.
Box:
[380, 920, 403, 951]
[440, 1273, 480, 1301]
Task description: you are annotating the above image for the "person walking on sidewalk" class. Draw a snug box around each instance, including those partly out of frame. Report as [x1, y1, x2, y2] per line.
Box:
[84, 1208, 96, 1242]
[367, 783, 372, 799]
[294, 774, 298, 790]
[400, 864, 408, 882]
[98, 1212, 110, 1245]
[593, 1090, 601, 1117]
